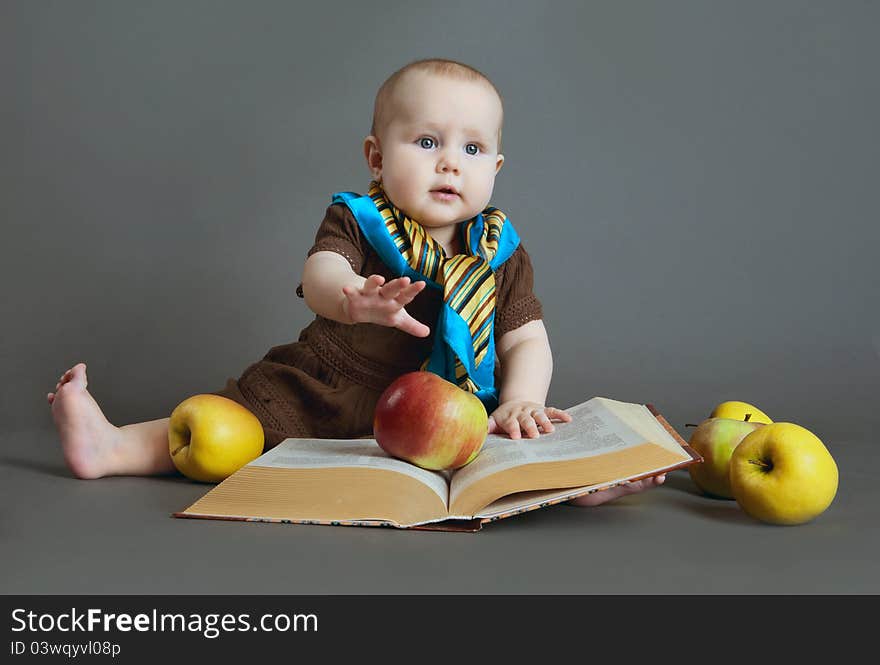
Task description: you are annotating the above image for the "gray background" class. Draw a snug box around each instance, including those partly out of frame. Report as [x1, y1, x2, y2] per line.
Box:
[2, 1, 878, 594]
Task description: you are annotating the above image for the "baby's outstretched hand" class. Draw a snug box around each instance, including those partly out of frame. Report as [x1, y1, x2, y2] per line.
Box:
[488, 401, 572, 440]
[342, 275, 431, 338]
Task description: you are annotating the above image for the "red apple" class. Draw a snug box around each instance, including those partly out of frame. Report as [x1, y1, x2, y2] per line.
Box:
[373, 372, 488, 471]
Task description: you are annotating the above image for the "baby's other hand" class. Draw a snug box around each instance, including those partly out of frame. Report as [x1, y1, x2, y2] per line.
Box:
[342, 274, 431, 338]
[488, 401, 572, 440]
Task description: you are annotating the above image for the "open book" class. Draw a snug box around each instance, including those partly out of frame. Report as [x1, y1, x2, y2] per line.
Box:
[174, 397, 701, 531]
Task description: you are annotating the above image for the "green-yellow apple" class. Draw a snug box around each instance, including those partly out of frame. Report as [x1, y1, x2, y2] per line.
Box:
[687, 417, 766, 498]
[710, 400, 773, 424]
[373, 372, 487, 471]
[168, 394, 265, 483]
[729, 423, 838, 525]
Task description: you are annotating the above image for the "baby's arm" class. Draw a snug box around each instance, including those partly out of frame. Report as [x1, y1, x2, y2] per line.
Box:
[300, 251, 430, 337]
[490, 320, 572, 439]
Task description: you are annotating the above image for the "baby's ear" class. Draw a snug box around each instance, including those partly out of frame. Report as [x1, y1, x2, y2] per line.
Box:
[495, 153, 505, 174]
[364, 135, 383, 179]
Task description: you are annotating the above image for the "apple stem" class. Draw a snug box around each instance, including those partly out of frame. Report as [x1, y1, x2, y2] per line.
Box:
[744, 413, 752, 422]
[684, 423, 698, 428]
[748, 458, 773, 471]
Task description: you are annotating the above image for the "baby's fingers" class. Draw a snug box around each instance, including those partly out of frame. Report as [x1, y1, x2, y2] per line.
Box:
[520, 413, 541, 438]
[381, 277, 426, 304]
[361, 274, 386, 296]
[379, 276, 411, 301]
[396, 313, 431, 338]
[344, 276, 381, 301]
[545, 407, 572, 423]
[533, 411, 556, 434]
[396, 279, 426, 305]
[501, 416, 522, 440]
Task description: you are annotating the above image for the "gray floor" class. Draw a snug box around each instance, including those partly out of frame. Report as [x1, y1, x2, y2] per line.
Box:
[2, 426, 876, 595]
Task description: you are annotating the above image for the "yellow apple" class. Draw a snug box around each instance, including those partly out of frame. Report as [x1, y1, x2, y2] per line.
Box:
[687, 417, 765, 498]
[168, 394, 265, 483]
[729, 423, 838, 525]
[710, 400, 773, 424]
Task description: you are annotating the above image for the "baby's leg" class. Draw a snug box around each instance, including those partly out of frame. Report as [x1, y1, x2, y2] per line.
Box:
[47, 363, 176, 479]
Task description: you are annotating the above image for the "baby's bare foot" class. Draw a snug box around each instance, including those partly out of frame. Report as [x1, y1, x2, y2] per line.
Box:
[48, 363, 122, 479]
[566, 475, 666, 507]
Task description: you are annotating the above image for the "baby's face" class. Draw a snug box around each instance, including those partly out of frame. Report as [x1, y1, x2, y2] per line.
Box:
[367, 71, 504, 229]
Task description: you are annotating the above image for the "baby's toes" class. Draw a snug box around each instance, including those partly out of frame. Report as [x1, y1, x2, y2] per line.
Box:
[618, 481, 644, 496]
[628, 475, 665, 493]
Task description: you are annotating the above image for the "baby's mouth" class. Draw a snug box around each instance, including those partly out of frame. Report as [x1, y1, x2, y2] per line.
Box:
[431, 186, 460, 198]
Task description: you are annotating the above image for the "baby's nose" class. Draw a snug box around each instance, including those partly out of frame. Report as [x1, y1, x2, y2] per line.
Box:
[437, 154, 460, 174]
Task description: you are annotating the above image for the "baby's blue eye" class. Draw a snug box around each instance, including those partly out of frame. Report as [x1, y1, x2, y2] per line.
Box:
[465, 143, 480, 155]
[419, 137, 436, 149]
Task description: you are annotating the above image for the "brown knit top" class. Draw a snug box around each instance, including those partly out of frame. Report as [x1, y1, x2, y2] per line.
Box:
[219, 203, 544, 446]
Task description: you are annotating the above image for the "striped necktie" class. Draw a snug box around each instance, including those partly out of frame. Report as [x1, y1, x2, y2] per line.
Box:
[367, 181, 507, 393]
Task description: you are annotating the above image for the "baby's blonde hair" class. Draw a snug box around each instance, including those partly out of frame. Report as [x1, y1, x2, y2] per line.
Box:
[370, 58, 504, 150]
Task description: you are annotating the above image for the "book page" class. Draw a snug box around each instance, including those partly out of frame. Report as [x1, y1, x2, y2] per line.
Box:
[471, 459, 681, 521]
[250, 438, 449, 504]
[449, 397, 658, 506]
[473, 486, 601, 519]
[596, 397, 684, 454]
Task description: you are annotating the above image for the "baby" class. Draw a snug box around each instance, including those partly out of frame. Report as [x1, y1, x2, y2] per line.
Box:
[48, 58, 663, 506]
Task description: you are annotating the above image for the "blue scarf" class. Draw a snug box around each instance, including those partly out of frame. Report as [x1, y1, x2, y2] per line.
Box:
[331, 182, 520, 411]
